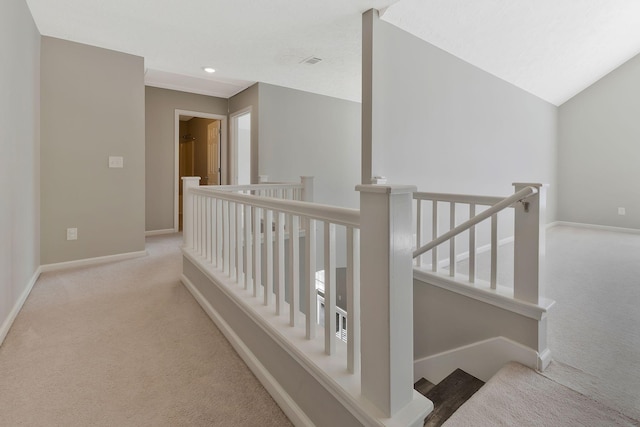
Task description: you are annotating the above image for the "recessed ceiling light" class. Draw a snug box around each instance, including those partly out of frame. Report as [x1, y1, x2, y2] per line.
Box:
[203, 67, 216, 73]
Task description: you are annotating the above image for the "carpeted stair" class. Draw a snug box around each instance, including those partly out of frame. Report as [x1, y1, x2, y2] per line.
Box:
[438, 362, 639, 426]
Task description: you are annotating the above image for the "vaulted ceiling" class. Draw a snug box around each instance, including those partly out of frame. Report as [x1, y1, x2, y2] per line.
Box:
[25, 0, 640, 105]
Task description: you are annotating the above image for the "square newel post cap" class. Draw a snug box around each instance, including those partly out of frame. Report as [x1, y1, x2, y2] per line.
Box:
[182, 176, 201, 182]
[512, 182, 548, 189]
[356, 184, 417, 195]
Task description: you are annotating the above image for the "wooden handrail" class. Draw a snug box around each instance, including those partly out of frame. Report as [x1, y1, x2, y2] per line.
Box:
[413, 186, 538, 259]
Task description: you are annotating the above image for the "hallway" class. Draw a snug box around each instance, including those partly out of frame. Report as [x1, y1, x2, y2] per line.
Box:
[0, 234, 291, 426]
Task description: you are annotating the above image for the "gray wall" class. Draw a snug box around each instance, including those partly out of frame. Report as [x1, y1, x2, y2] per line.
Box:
[413, 280, 539, 359]
[184, 258, 364, 427]
[558, 53, 640, 228]
[0, 0, 40, 341]
[145, 86, 227, 231]
[363, 10, 558, 222]
[41, 37, 145, 264]
[229, 84, 260, 184]
[258, 83, 361, 209]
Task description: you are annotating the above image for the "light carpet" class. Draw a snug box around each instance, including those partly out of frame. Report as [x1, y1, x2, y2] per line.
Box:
[0, 234, 292, 427]
[456, 225, 640, 421]
[543, 225, 640, 421]
[444, 362, 639, 426]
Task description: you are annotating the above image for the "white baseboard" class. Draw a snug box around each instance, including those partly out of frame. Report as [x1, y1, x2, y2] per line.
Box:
[145, 229, 177, 236]
[40, 250, 148, 273]
[0, 266, 42, 347]
[181, 274, 314, 427]
[414, 337, 544, 384]
[538, 348, 552, 371]
[552, 221, 640, 235]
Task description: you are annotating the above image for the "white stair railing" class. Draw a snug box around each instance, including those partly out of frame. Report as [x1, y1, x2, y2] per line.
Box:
[183, 176, 361, 369]
[413, 183, 546, 304]
[182, 177, 431, 425]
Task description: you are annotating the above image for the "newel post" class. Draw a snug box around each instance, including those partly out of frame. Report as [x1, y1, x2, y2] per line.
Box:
[357, 184, 417, 417]
[513, 183, 547, 304]
[300, 176, 314, 202]
[182, 177, 201, 248]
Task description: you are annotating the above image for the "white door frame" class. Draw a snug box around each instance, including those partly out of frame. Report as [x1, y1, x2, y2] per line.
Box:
[229, 106, 252, 185]
[174, 109, 228, 232]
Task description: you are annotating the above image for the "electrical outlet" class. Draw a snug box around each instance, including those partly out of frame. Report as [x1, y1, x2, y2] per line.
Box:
[67, 228, 78, 240]
[618, 207, 626, 216]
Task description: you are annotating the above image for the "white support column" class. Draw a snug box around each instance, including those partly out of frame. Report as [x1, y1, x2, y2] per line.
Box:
[513, 183, 546, 304]
[181, 177, 201, 248]
[301, 176, 314, 202]
[356, 184, 417, 417]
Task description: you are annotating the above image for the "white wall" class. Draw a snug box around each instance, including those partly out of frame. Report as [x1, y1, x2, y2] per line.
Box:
[258, 83, 361, 209]
[0, 0, 40, 343]
[558, 52, 640, 229]
[362, 10, 558, 222]
[41, 37, 145, 264]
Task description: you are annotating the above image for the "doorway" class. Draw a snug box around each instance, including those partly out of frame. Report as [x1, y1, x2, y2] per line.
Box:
[175, 110, 228, 231]
[230, 107, 252, 185]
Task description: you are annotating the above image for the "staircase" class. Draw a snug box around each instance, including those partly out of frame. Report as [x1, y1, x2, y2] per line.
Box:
[414, 369, 484, 426]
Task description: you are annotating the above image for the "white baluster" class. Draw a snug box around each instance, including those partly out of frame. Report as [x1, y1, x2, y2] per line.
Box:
[204, 197, 213, 262]
[264, 209, 273, 306]
[196, 195, 201, 255]
[229, 202, 236, 278]
[275, 212, 285, 315]
[324, 222, 336, 355]
[244, 205, 253, 289]
[216, 199, 223, 268]
[223, 201, 230, 275]
[253, 207, 262, 297]
[236, 203, 244, 284]
[347, 227, 360, 374]
[469, 203, 476, 283]
[288, 214, 300, 326]
[416, 200, 422, 267]
[491, 213, 498, 289]
[432, 201, 438, 272]
[449, 202, 456, 277]
[305, 218, 317, 340]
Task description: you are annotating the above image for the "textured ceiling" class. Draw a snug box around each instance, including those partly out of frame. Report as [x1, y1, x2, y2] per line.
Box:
[25, 0, 640, 105]
[26, 0, 395, 101]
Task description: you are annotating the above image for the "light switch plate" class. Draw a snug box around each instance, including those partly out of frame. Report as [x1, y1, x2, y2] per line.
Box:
[67, 228, 78, 241]
[109, 156, 124, 168]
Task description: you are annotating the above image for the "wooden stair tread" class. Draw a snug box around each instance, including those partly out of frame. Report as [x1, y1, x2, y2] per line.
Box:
[417, 369, 485, 427]
[414, 377, 436, 396]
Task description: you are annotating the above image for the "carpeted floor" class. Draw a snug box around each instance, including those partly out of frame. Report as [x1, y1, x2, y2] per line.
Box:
[543, 226, 640, 421]
[0, 234, 292, 427]
[2, 226, 639, 425]
[455, 225, 640, 423]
